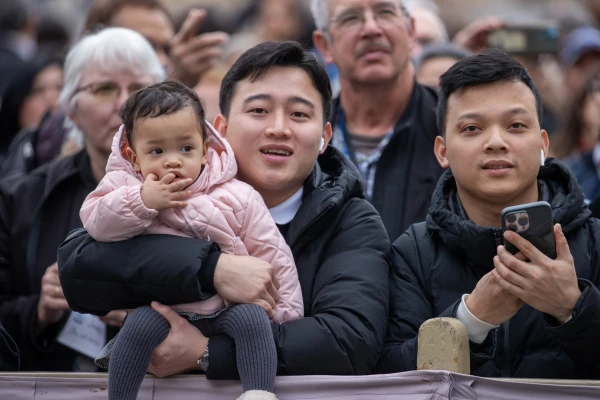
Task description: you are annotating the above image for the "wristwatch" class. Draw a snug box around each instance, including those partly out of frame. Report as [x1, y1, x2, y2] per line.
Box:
[197, 340, 210, 372]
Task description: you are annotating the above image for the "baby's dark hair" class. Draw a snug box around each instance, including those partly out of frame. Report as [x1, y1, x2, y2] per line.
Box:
[120, 80, 207, 146]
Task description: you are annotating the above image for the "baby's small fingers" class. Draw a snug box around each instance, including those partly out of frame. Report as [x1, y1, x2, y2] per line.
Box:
[171, 190, 191, 201]
[171, 201, 188, 209]
[169, 178, 194, 191]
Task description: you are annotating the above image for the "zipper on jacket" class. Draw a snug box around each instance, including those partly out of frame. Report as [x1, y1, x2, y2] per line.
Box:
[493, 228, 503, 247]
[289, 202, 336, 247]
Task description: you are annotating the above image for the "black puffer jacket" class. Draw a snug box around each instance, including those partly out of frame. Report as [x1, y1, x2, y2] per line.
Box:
[0, 322, 18, 371]
[58, 146, 391, 377]
[0, 151, 118, 371]
[378, 158, 600, 378]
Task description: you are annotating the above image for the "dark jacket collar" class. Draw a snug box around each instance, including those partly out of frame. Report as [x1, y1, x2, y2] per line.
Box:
[26, 150, 93, 292]
[426, 158, 591, 273]
[287, 146, 365, 245]
[39, 150, 94, 197]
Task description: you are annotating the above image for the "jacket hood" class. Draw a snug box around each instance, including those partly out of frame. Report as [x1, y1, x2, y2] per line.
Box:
[312, 145, 365, 200]
[426, 158, 591, 273]
[287, 145, 365, 244]
[106, 121, 237, 193]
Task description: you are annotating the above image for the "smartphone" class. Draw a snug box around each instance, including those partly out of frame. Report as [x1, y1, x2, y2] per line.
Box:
[488, 22, 559, 55]
[501, 201, 556, 259]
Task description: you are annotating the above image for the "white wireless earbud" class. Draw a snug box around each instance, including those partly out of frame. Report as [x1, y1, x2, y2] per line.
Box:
[319, 137, 325, 152]
[540, 149, 545, 166]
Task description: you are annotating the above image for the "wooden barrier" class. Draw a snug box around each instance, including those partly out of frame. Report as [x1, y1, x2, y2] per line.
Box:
[417, 317, 470, 374]
[415, 317, 600, 387]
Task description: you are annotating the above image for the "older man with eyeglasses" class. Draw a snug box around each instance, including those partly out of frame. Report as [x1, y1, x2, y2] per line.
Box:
[311, 0, 444, 242]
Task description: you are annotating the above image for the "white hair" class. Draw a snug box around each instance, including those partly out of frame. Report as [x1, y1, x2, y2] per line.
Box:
[310, 0, 410, 32]
[58, 27, 165, 151]
[59, 27, 166, 113]
[404, 0, 439, 13]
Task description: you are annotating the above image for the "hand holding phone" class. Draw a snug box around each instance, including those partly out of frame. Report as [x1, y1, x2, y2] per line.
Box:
[501, 201, 556, 259]
[488, 22, 559, 55]
[494, 223, 580, 323]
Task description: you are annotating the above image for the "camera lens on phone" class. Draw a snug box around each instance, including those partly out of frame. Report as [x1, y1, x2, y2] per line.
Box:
[518, 217, 528, 226]
[507, 224, 518, 232]
[506, 214, 516, 223]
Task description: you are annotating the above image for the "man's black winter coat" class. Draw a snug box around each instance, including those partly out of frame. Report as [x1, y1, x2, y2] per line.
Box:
[378, 159, 600, 378]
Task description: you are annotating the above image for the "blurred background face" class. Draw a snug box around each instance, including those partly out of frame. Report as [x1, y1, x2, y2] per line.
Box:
[580, 84, 600, 151]
[566, 51, 600, 98]
[18, 63, 63, 129]
[259, 0, 303, 41]
[416, 56, 458, 88]
[439, 80, 548, 205]
[110, 5, 175, 67]
[410, 6, 447, 57]
[551, 68, 600, 159]
[322, 0, 414, 84]
[194, 82, 222, 124]
[193, 66, 228, 124]
[69, 68, 155, 157]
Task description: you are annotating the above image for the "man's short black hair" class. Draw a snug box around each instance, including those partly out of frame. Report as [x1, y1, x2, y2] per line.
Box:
[121, 80, 206, 146]
[437, 49, 543, 135]
[219, 41, 332, 125]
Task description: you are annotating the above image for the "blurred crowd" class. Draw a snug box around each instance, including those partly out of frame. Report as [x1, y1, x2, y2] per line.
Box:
[1, 0, 600, 388]
[3, 0, 600, 192]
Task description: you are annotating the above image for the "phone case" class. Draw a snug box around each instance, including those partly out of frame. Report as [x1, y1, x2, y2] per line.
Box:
[501, 201, 556, 259]
[488, 24, 559, 55]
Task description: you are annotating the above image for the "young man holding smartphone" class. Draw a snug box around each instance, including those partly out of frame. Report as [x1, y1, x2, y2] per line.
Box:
[378, 49, 600, 378]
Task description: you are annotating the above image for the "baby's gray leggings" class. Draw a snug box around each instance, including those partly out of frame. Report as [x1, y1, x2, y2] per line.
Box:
[107, 303, 277, 400]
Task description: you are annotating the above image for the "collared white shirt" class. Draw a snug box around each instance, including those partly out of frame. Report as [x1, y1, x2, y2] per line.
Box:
[4, 32, 37, 61]
[269, 187, 303, 225]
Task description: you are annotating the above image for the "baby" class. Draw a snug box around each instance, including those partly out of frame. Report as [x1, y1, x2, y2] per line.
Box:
[80, 81, 303, 400]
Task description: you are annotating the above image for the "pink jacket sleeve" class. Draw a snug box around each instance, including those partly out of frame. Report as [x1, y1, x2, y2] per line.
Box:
[239, 190, 304, 324]
[80, 170, 158, 242]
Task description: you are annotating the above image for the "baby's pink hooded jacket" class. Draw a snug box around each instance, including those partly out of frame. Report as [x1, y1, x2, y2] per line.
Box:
[80, 124, 303, 323]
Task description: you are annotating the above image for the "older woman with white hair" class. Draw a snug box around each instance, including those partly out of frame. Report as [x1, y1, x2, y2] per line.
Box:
[0, 27, 164, 372]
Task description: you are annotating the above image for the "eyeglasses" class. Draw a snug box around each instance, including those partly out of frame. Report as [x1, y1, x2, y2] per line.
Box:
[73, 81, 150, 103]
[329, 4, 405, 33]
